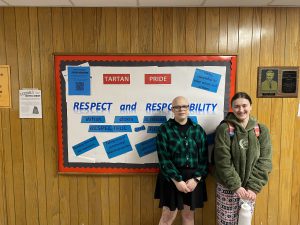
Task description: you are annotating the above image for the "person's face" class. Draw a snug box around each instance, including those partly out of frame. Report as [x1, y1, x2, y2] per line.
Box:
[266, 72, 274, 81]
[232, 98, 252, 122]
[172, 97, 189, 122]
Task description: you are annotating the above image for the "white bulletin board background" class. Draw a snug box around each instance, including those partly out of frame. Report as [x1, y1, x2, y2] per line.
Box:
[55, 55, 236, 174]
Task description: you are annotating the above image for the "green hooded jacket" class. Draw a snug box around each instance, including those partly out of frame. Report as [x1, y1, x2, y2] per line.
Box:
[214, 112, 272, 193]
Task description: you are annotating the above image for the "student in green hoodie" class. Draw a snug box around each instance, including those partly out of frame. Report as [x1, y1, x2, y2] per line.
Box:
[214, 92, 272, 225]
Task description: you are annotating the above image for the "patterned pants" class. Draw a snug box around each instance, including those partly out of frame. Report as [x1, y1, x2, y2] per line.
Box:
[216, 183, 255, 225]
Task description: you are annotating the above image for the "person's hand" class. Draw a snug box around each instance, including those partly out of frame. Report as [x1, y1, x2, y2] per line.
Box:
[247, 189, 256, 201]
[174, 180, 191, 193]
[185, 178, 198, 192]
[235, 187, 249, 199]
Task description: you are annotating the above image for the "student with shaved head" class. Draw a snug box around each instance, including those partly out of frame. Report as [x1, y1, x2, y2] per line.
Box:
[154, 96, 208, 225]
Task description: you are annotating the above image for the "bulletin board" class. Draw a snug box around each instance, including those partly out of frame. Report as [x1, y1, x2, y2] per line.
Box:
[54, 55, 236, 174]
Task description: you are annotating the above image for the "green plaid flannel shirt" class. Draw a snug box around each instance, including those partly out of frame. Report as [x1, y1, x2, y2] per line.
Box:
[156, 118, 208, 182]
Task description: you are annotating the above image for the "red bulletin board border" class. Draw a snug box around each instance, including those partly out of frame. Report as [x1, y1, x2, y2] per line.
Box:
[54, 54, 237, 174]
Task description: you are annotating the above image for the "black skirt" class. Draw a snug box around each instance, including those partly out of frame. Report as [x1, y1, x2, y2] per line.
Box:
[154, 168, 207, 211]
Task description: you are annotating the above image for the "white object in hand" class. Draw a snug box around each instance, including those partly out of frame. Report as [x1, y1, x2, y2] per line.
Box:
[238, 202, 252, 225]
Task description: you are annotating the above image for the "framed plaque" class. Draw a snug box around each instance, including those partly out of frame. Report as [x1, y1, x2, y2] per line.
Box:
[257, 67, 298, 98]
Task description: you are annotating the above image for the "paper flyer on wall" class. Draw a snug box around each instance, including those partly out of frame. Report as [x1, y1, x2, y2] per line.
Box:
[19, 89, 42, 118]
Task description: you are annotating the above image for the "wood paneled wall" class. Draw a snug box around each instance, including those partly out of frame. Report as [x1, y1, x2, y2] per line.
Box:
[0, 7, 299, 225]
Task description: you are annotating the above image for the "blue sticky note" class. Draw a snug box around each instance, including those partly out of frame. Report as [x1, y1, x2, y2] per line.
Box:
[81, 116, 106, 123]
[68, 66, 91, 95]
[88, 125, 132, 132]
[103, 134, 132, 158]
[72, 136, 99, 156]
[135, 137, 157, 157]
[207, 133, 215, 146]
[147, 126, 160, 134]
[191, 69, 221, 93]
[134, 125, 146, 132]
[143, 116, 167, 123]
[188, 116, 198, 123]
[114, 116, 139, 123]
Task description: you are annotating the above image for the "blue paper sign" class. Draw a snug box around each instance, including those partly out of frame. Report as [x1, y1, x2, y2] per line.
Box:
[134, 125, 146, 132]
[103, 134, 133, 158]
[143, 116, 167, 123]
[72, 136, 99, 156]
[81, 116, 106, 123]
[88, 125, 132, 132]
[192, 69, 221, 93]
[207, 133, 215, 145]
[147, 126, 160, 134]
[68, 66, 91, 95]
[135, 137, 157, 157]
[114, 116, 139, 123]
[188, 116, 198, 123]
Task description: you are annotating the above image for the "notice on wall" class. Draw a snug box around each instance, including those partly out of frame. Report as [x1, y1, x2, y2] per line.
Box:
[0, 65, 12, 108]
[19, 89, 42, 118]
[54, 55, 237, 174]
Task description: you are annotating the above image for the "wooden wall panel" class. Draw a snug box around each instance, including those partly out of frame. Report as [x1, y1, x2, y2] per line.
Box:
[267, 8, 285, 225]
[227, 8, 239, 54]
[163, 8, 173, 53]
[0, 9, 7, 221]
[249, 8, 262, 117]
[0, 110, 7, 225]
[153, 8, 164, 54]
[292, 93, 300, 224]
[0, 8, 9, 225]
[196, 8, 206, 53]
[237, 8, 253, 94]
[256, 8, 275, 225]
[279, 8, 300, 224]
[0, 7, 300, 225]
[279, 8, 299, 225]
[52, 7, 71, 225]
[38, 8, 60, 225]
[185, 8, 197, 54]
[205, 8, 219, 53]
[83, 8, 98, 52]
[30, 7, 48, 225]
[138, 8, 152, 54]
[0, 12, 7, 216]
[130, 8, 139, 54]
[117, 8, 131, 53]
[218, 8, 228, 54]
[15, 7, 40, 225]
[172, 8, 185, 53]
[4, 8, 26, 225]
[132, 175, 141, 225]
[291, 11, 300, 225]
